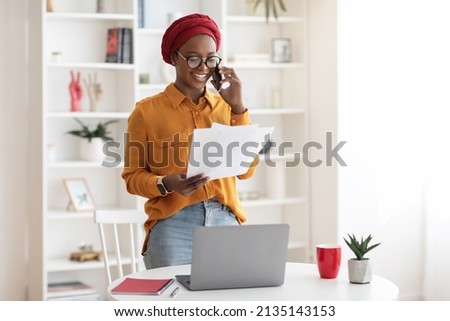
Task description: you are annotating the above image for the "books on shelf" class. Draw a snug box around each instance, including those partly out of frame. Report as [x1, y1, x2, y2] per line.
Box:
[105, 28, 133, 64]
[121, 28, 133, 64]
[111, 277, 174, 295]
[48, 292, 101, 301]
[138, 0, 151, 28]
[138, 0, 144, 28]
[47, 281, 101, 301]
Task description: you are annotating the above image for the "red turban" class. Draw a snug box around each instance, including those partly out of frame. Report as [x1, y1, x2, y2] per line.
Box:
[161, 13, 221, 64]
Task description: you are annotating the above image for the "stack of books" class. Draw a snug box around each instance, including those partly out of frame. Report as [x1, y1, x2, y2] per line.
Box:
[105, 27, 133, 64]
[47, 281, 101, 301]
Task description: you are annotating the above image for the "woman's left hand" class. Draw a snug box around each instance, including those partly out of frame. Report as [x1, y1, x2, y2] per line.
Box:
[215, 67, 246, 114]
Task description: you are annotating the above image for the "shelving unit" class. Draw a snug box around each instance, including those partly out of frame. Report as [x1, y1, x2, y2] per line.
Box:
[27, 0, 138, 301]
[28, 0, 311, 300]
[221, 0, 310, 262]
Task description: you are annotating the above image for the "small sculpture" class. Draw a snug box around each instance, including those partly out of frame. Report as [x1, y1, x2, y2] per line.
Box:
[46, 0, 54, 12]
[83, 72, 102, 112]
[97, 0, 105, 13]
[69, 70, 83, 112]
[69, 242, 101, 262]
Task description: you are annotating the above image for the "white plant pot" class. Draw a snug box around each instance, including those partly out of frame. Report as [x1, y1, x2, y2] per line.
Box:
[80, 137, 105, 162]
[347, 259, 372, 284]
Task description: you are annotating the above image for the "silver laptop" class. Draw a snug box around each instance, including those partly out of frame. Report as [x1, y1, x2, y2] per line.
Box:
[176, 224, 290, 291]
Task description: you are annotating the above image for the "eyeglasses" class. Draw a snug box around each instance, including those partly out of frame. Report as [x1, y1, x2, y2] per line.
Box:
[176, 51, 222, 69]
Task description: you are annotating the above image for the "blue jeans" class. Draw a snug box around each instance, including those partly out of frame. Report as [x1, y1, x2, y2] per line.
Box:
[143, 198, 238, 269]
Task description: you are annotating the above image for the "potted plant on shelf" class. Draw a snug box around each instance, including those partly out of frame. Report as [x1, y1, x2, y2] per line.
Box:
[248, 0, 287, 21]
[343, 234, 381, 284]
[66, 118, 116, 162]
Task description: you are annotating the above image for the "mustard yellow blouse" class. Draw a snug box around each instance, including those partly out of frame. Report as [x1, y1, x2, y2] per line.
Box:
[121, 83, 259, 254]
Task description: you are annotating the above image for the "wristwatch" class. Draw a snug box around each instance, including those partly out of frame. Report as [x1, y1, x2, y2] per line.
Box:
[157, 176, 173, 196]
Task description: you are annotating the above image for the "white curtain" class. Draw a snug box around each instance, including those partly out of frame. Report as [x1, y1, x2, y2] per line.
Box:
[419, 0, 450, 301]
[339, 0, 450, 299]
[423, 161, 450, 300]
[422, 101, 450, 300]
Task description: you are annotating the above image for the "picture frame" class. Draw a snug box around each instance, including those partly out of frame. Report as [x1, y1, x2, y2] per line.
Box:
[63, 178, 96, 212]
[271, 38, 292, 63]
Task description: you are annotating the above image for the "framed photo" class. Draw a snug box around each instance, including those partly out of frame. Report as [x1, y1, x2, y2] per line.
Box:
[63, 178, 96, 212]
[271, 38, 292, 63]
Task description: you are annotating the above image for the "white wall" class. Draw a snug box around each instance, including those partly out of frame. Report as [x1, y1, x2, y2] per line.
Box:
[0, 0, 29, 300]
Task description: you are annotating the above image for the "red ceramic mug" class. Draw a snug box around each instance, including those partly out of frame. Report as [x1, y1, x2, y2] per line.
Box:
[316, 244, 341, 279]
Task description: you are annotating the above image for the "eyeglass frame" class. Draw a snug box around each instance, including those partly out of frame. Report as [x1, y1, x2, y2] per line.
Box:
[175, 50, 222, 69]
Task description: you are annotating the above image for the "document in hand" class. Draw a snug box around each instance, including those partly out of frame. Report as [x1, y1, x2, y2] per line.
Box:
[110, 277, 174, 295]
[187, 123, 273, 180]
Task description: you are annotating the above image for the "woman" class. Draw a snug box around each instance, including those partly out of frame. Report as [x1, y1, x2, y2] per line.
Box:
[122, 13, 258, 269]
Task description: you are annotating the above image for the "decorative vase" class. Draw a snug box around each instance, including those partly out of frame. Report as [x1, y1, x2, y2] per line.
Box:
[347, 259, 372, 284]
[96, 0, 105, 13]
[80, 138, 105, 162]
[46, 0, 54, 12]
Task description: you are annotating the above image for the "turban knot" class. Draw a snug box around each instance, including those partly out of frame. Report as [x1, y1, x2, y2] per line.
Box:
[161, 13, 221, 64]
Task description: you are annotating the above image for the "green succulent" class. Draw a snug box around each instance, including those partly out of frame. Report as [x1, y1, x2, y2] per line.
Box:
[67, 118, 116, 142]
[343, 234, 381, 260]
[252, 0, 287, 21]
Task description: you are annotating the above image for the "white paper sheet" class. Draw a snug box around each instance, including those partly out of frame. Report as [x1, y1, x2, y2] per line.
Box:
[186, 123, 273, 180]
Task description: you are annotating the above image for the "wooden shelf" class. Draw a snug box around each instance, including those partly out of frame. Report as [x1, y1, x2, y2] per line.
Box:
[46, 161, 124, 169]
[136, 28, 166, 35]
[46, 12, 134, 21]
[47, 62, 134, 70]
[46, 207, 136, 220]
[259, 152, 302, 162]
[226, 15, 305, 23]
[47, 254, 138, 272]
[228, 62, 305, 69]
[241, 197, 306, 208]
[137, 83, 167, 91]
[46, 112, 130, 119]
[250, 108, 306, 115]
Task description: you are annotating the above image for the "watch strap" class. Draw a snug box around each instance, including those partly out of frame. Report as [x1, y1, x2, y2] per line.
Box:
[157, 176, 173, 196]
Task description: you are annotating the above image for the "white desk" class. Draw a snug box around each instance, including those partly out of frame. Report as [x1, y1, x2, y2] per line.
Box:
[107, 262, 399, 301]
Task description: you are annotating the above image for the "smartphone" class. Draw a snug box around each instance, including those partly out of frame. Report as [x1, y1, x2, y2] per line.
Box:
[212, 67, 222, 91]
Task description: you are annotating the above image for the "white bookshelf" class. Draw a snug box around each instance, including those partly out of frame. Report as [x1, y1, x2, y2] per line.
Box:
[28, 0, 312, 300]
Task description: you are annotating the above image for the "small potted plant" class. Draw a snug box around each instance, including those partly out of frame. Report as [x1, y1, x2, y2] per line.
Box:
[343, 234, 381, 284]
[66, 118, 116, 161]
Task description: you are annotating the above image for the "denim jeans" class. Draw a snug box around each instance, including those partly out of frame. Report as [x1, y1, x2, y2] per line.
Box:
[143, 198, 238, 269]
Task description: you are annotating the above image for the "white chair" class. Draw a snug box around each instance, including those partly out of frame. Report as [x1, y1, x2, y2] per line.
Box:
[94, 209, 148, 285]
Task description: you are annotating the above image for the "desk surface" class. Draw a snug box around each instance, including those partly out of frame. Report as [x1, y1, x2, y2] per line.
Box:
[107, 262, 399, 301]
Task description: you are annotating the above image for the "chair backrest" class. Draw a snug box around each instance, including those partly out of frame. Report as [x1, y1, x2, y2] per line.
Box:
[94, 209, 148, 285]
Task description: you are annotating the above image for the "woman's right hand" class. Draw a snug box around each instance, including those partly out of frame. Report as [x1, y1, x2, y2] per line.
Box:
[163, 173, 209, 197]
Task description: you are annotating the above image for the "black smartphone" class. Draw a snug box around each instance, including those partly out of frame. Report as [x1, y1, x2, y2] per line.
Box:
[212, 67, 222, 91]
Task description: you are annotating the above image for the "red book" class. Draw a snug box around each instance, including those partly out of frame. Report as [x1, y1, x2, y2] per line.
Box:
[111, 277, 174, 295]
[105, 28, 122, 63]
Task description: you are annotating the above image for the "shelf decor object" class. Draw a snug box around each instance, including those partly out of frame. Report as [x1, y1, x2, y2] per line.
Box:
[83, 72, 102, 112]
[96, 0, 105, 13]
[271, 38, 292, 63]
[63, 178, 96, 212]
[66, 118, 116, 142]
[250, 0, 287, 21]
[66, 118, 116, 161]
[105, 28, 133, 64]
[46, 0, 54, 12]
[69, 71, 83, 112]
